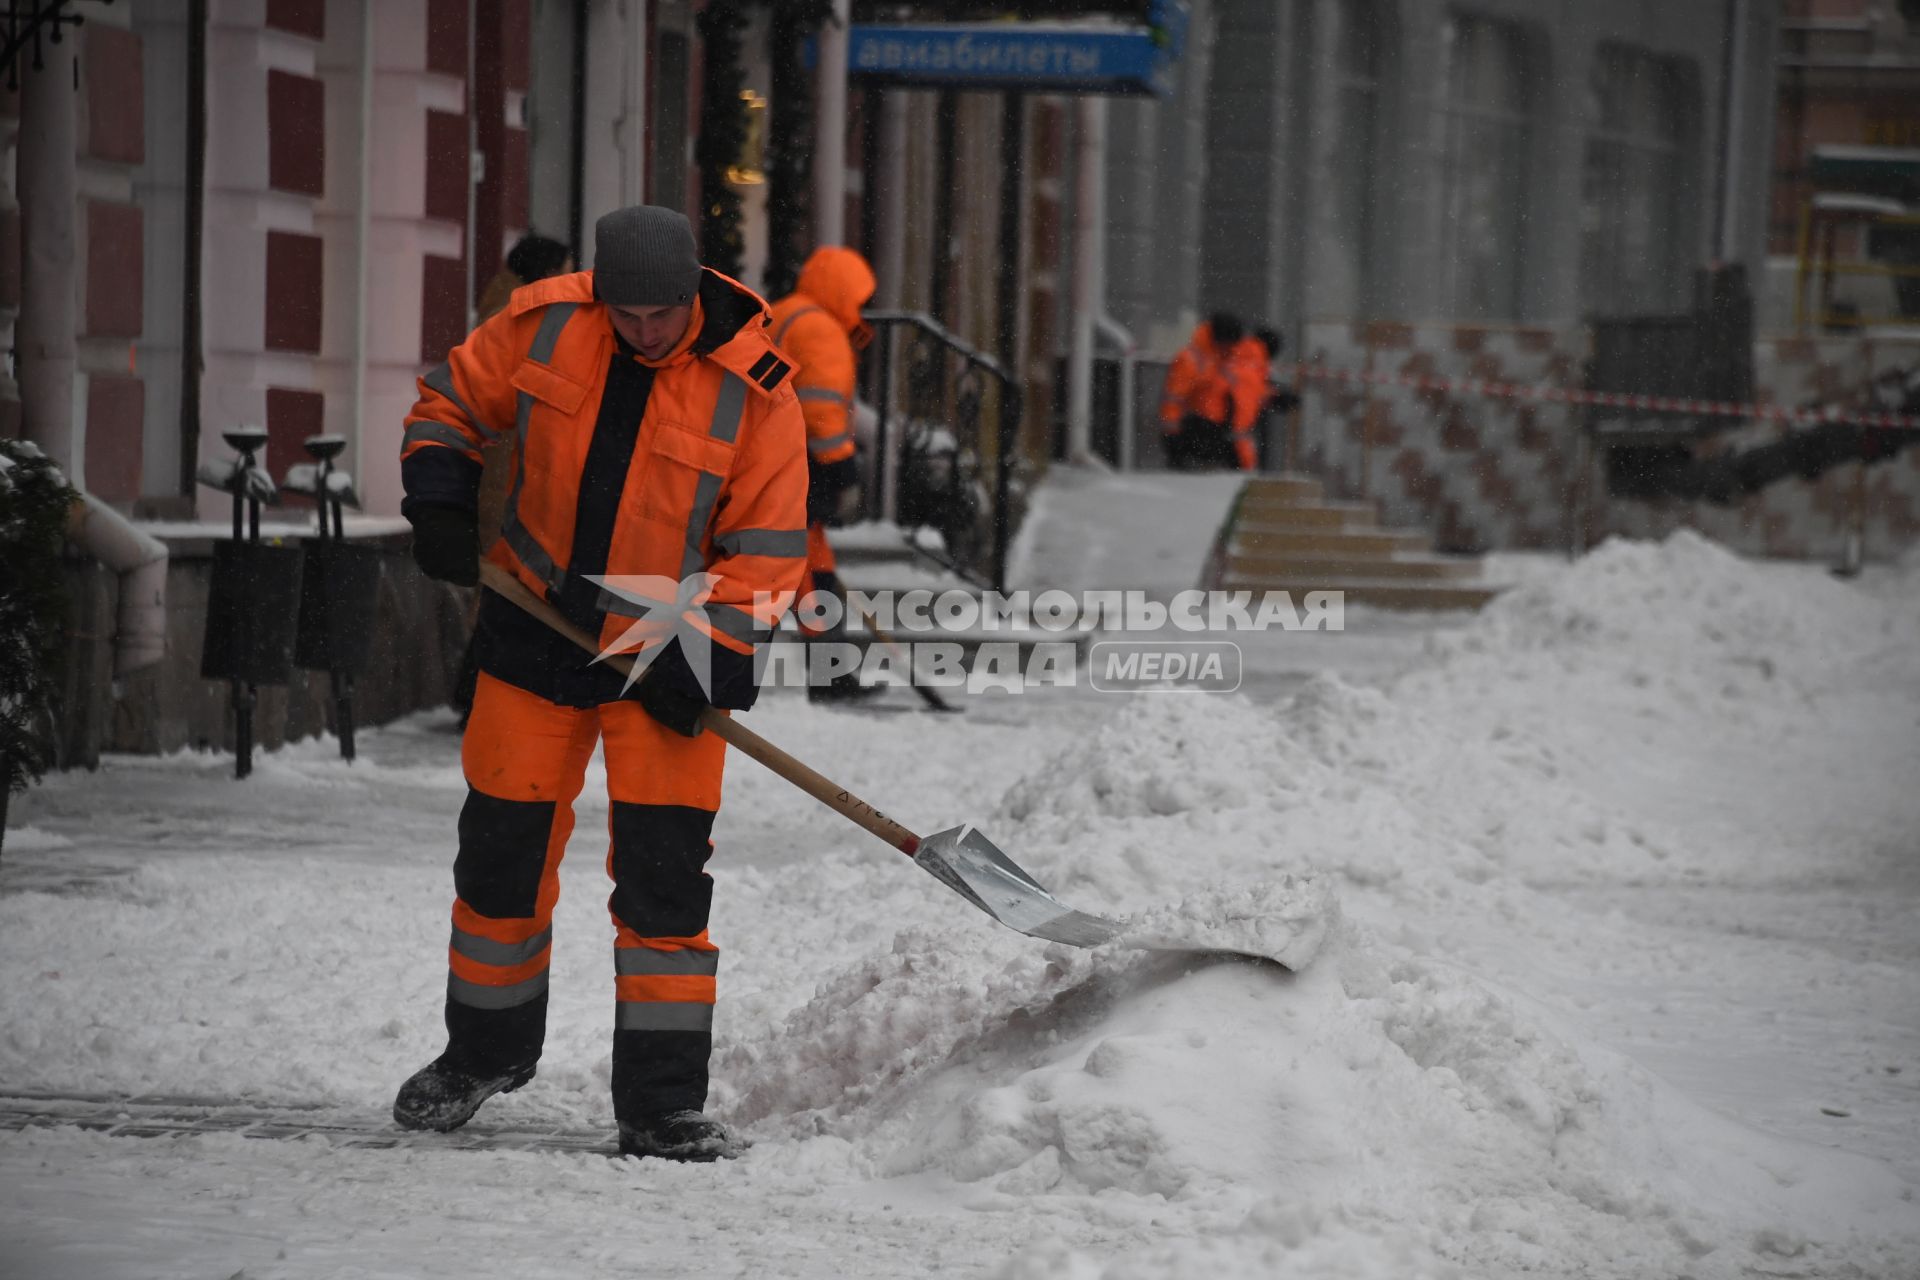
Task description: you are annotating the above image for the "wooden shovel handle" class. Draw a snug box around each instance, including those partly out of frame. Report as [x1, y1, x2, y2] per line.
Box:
[703, 713, 923, 856]
[477, 561, 924, 856]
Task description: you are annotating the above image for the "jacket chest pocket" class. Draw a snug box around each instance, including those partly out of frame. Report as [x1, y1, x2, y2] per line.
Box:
[507, 360, 593, 480]
[638, 422, 736, 535]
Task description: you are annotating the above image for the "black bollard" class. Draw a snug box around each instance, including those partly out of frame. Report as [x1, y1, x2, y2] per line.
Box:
[198, 428, 302, 780]
[318, 438, 356, 761]
[228, 428, 264, 779]
[288, 435, 377, 763]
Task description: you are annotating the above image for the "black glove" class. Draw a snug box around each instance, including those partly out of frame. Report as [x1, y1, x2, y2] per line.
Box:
[409, 504, 479, 586]
[631, 628, 765, 733]
[807, 455, 860, 525]
[636, 661, 707, 737]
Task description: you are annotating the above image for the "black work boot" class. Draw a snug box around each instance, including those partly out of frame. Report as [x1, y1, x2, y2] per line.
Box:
[617, 1110, 747, 1162]
[392, 1053, 537, 1132]
[804, 582, 880, 704]
[808, 668, 883, 704]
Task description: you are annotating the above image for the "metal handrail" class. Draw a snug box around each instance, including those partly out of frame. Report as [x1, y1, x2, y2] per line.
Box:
[861, 310, 1024, 592]
[863, 310, 1015, 382]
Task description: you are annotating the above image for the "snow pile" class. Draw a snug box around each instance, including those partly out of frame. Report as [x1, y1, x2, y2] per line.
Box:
[1394, 533, 1920, 885]
[1116, 877, 1336, 971]
[990, 671, 1491, 906]
[717, 531, 1920, 1274]
[723, 926, 1094, 1132]
[1002, 693, 1313, 823]
[991, 532, 1920, 898]
[725, 878, 1334, 1141]
[725, 918, 1914, 1278]
[1441, 530, 1913, 694]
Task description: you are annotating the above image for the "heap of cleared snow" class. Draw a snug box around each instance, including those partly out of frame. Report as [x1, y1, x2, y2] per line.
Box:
[990, 532, 1920, 899]
[715, 532, 1920, 1276]
[1001, 692, 1314, 823]
[1439, 529, 1913, 690]
[726, 918, 1913, 1278]
[1115, 877, 1337, 972]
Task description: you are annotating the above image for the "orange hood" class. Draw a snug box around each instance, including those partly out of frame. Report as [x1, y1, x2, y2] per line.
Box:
[793, 246, 877, 335]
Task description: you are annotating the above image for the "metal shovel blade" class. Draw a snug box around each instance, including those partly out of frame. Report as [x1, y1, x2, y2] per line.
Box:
[913, 826, 1124, 948]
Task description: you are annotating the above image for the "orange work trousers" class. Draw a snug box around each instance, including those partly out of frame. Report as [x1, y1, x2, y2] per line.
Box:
[442, 671, 729, 1121]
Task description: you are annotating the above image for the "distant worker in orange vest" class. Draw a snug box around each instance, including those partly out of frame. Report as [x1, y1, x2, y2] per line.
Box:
[1160, 312, 1266, 471]
[768, 245, 880, 703]
[395, 205, 809, 1162]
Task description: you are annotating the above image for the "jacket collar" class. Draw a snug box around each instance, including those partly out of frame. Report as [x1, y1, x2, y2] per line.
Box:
[513, 269, 789, 399]
[508, 270, 595, 316]
[691, 270, 791, 399]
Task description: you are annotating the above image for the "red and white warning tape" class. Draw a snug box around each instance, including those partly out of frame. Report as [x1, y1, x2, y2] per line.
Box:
[1286, 361, 1920, 431]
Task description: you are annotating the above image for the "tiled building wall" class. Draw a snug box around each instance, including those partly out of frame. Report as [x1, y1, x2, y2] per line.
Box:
[1300, 321, 1920, 560]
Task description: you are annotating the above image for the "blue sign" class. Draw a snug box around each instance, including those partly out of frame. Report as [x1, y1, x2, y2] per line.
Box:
[846, 11, 1188, 97]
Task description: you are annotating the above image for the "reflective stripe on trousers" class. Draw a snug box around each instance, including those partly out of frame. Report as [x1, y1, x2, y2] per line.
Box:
[614, 941, 719, 1032]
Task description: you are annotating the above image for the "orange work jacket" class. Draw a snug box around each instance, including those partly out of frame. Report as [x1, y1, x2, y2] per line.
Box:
[402, 269, 809, 668]
[1160, 324, 1267, 434]
[768, 247, 876, 467]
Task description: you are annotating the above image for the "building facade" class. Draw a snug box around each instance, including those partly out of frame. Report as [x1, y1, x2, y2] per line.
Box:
[6, 0, 1085, 525]
[5, 0, 552, 518]
[1101, 0, 1780, 351]
[10, 0, 1908, 569]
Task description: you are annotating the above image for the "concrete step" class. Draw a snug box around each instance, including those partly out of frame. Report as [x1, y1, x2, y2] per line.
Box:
[1234, 527, 1431, 557]
[1234, 501, 1377, 532]
[1238, 474, 1325, 505]
[1224, 553, 1481, 582]
[1218, 575, 1502, 611]
[1238, 493, 1358, 519]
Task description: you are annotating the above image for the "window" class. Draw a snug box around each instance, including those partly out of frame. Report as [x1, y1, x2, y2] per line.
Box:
[1332, 2, 1386, 314]
[1581, 47, 1689, 315]
[1436, 14, 1532, 321]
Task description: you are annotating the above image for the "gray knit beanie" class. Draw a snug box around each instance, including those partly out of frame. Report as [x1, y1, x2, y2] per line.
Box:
[592, 205, 701, 307]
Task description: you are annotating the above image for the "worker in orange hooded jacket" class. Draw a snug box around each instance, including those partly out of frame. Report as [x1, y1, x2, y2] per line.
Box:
[768, 246, 878, 702]
[1159, 312, 1267, 471]
[393, 205, 809, 1162]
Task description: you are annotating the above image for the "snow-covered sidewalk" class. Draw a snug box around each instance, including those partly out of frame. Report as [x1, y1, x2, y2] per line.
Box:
[3, 471, 1917, 1277]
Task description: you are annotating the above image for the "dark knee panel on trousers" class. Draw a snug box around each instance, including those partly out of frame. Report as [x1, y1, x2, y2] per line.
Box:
[456, 790, 558, 918]
[613, 1029, 712, 1121]
[608, 802, 717, 937]
[445, 994, 548, 1075]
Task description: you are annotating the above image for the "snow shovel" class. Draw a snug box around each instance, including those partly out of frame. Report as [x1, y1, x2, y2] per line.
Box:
[477, 562, 1122, 949]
